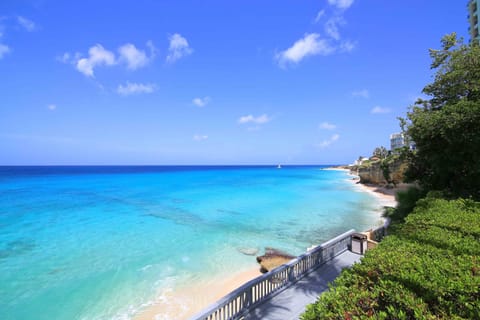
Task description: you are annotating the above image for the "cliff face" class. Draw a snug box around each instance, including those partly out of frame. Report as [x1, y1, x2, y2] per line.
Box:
[357, 163, 385, 185]
[355, 158, 407, 186]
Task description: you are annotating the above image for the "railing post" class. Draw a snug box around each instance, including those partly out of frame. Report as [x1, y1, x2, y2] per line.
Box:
[316, 249, 322, 266]
[246, 286, 252, 308]
[288, 265, 294, 282]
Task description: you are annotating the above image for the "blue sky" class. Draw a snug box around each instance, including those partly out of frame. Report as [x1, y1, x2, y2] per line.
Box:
[0, 1, 469, 165]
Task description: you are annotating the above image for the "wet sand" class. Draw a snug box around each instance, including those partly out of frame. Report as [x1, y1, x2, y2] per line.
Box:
[134, 267, 262, 320]
[352, 179, 398, 208]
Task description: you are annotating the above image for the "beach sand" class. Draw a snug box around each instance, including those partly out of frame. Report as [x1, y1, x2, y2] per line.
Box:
[352, 179, 398, 208]
[134, 168, 398, 320]
[325, 167, 398, 207]
[326, 167, 404, 208]
[134, 267, 262, 320]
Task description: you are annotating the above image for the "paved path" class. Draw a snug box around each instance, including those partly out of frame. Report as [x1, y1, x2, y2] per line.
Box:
[244, 250, 362, 320]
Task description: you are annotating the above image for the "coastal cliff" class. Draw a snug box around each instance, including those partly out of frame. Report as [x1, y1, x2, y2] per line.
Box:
[351, 157, 407, 186]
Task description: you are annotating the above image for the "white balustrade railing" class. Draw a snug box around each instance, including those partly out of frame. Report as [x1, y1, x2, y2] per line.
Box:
[191, 229, 356, 320]
[371, 218, 390, 242]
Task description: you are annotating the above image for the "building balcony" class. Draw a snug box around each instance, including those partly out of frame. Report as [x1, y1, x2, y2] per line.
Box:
[470, 1, 478, 13]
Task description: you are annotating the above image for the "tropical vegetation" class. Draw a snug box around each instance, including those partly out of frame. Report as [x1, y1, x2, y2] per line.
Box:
[302, 197, 480, 319]
[401, 33, 480, 200]
[302, 34, 480, 319]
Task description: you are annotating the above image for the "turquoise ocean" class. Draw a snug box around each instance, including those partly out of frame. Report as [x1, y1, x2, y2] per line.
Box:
[0, 166, 385, 319]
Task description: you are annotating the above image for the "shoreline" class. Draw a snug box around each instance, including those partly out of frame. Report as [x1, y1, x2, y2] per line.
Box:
[324, 166, 398, 208]
[134, 266, 262, 320]
[349, 176, 398, 208]
[133, 168, 398, 320]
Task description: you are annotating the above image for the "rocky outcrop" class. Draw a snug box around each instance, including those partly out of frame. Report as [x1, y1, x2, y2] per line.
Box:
[256, 248, 295, 273]
[354, 157, 408, 186]
[357, 162, 385, 184]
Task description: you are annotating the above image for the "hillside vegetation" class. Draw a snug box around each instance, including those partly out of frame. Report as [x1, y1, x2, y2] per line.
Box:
[353, 154, 408, 186]
[401, 33, 480, 200]
[302, 34, 480, 319]
[302, 198, 480, 319]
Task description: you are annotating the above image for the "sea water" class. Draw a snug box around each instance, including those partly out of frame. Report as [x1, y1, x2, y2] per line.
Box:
[0, 166, 384, 319]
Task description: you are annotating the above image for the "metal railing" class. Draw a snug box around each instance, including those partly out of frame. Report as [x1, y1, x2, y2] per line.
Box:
[191, 229, 355, 320]
[370, 218, 390, 242]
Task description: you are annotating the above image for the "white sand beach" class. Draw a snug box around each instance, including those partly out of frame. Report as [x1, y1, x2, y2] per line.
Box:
[133, 172, 400, 320]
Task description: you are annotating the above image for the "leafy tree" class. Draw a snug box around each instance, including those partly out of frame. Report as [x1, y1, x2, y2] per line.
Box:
[372, 146, 388, 159]
[418, 33, 480, 110]
[402, 34, 480, 200]
[405, 101, 480, 199]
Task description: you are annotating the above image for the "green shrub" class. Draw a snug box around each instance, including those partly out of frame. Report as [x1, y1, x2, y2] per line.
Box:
[383, 186, 425, 222]
[302, 198, 480, 320]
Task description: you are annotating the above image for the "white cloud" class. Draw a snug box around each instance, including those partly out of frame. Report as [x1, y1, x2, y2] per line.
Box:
[238, 114, 271, 125]
[340, 40, 356, 52]
[319, 122, 337, 130]
[317, 134, 340, 148]
[63, 42, 154, 75]
[17, 16, 35, 32]
[57, 52, 82, 64]
[57, 52, 70, 63]
[47, 104, 57, 111]
[193, 134, 208, 141]
[279, 3, 359, 68]
[117, 82, 156, 96]
[166, 33, 193, 63]
[76, 44, 116, 77]
[275, 33, 334, 67]
[0, 43, 10, 59]
[0, 20, 11, 60]
[325, 17, 345, 40]
[146, 40, 157, 58]
[192, 96, 210, 107]
[118, 43, 149, 70]
[314, 10, 325, 23]
[352, 89, 369, 98]
[328, 0, 354, 9]
[371, 106, 391, 114]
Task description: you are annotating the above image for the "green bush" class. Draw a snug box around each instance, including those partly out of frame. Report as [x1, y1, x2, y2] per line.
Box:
[383, 186, 425, 223]
[302, 198, 480, 320]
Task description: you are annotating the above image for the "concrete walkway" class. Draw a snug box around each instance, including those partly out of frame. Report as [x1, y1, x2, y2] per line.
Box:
[244, 250, 362, 320]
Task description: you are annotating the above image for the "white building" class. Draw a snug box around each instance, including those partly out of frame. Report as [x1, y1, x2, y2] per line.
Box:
[390, 133, 416, 152]
[469, 0, 480, 42]
[390, 133, 405, 151]
[352, 157, 369, 166]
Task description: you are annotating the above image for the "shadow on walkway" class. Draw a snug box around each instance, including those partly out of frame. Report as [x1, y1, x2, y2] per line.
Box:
[244, 250, 361, 320]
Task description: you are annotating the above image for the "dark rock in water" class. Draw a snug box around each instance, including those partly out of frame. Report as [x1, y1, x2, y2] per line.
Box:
[237, 247, 259, 256]
[257, 247, 295, 261]
[256, 247, 295, 273]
